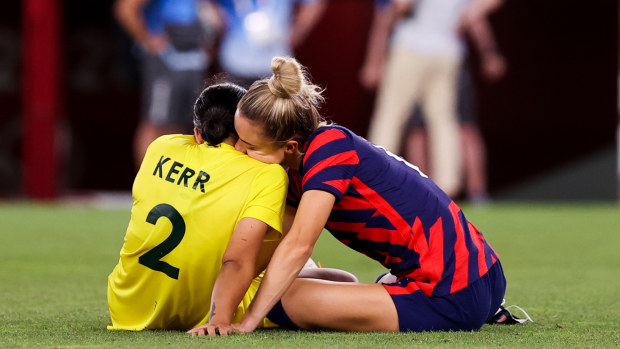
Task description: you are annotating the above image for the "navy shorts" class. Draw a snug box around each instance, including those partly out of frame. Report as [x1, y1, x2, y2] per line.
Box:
[266, 299, 300, 330]
[386, 261, 506, 332]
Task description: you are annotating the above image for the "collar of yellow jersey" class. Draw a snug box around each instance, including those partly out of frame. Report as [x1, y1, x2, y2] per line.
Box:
[214, 142, 235, 151]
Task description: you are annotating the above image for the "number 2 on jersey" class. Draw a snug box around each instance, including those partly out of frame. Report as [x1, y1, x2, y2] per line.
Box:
[138, 204, 185, 279]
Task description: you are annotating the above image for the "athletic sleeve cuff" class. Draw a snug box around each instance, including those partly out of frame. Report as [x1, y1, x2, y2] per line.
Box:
[241, 205, 283, 237]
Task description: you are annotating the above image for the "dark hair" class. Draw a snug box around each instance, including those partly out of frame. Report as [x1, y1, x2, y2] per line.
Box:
[193, 82, 247, 146]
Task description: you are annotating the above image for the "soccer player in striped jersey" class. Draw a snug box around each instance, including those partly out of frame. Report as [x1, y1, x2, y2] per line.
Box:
[198, 57, 507, 333]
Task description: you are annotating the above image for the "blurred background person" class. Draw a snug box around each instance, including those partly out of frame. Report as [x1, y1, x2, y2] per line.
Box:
[7, 1, 614, 200]
[208, 0, 326, 88]
[360, 0, 471, 197]
[404, 0, 506, 204]
[115, 0, 216, 168]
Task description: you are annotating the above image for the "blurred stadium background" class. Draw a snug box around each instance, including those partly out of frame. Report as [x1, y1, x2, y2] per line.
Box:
[0, 0, 617, 202]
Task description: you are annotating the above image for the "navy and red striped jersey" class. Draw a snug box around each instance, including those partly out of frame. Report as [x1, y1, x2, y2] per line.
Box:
[287, 125, 499, 297]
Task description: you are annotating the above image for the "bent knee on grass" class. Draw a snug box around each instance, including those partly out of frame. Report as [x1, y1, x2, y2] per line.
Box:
[297, 267, 359, 282]
[282, 279, 399, 332]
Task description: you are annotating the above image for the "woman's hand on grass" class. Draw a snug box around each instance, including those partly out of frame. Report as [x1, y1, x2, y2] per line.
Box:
[187, 322, 234, 337]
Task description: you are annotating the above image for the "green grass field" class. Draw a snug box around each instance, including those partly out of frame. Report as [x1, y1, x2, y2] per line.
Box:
[0, 201, 618, 348]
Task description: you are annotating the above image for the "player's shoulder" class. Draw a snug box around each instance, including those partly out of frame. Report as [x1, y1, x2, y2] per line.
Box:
[314, 123, 353, 135]
[303, 125, 361, 157]
[307, 124, 356, 144]
[148, 134, 195, 150]
[141, 134, 193, 162]
[226, 150, 287, 181]
[235, 160, 288, 193]
[254, 162, 288, 182]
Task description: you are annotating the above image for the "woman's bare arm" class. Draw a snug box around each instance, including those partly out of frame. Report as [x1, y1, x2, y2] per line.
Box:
[188, 217, 269, 336]
[235, 190, 336, 333]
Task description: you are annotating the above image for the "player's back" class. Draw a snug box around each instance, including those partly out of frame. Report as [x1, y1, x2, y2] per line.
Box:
[108, 135, 287, 330]
[295, 125, 497, 297]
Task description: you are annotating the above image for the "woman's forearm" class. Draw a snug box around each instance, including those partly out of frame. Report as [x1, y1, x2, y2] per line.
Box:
[240, 237, 314, 329]
[209, 259, 256, 325]
[238, 190, 336, 332]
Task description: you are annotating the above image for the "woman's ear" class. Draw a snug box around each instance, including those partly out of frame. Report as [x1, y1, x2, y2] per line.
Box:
[193, 128, 204, 144]
[284, 140, 299, 154]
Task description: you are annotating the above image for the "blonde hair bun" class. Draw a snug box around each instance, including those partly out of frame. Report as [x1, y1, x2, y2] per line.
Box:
[238, 56, 326, 145]
[268, 56, 303, 98]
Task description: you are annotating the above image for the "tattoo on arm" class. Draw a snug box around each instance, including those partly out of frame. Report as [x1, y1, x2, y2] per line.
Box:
[209, 303, 216, 320]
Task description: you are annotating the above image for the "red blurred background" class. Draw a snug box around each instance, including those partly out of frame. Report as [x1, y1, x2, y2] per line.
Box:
[0, 0, 616, 200]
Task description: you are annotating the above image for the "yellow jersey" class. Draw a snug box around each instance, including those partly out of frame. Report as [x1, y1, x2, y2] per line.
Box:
[107, 135, 287, 330]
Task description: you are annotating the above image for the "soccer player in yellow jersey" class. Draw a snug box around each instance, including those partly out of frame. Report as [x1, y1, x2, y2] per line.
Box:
[107, 83, 288, 331]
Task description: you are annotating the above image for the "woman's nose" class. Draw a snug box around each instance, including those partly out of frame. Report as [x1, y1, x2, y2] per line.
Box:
[235, 140, 247, 153]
